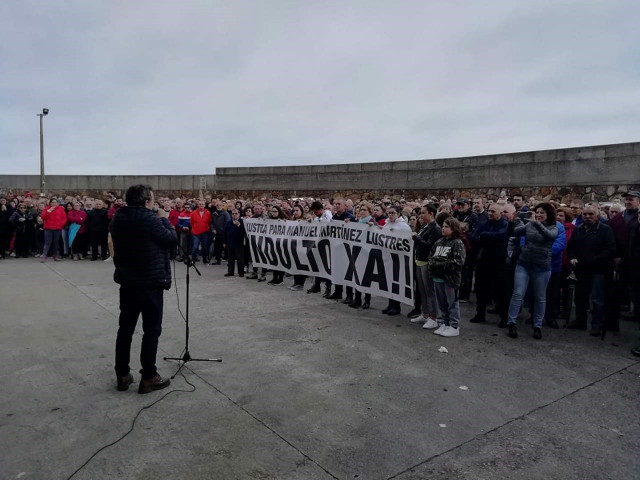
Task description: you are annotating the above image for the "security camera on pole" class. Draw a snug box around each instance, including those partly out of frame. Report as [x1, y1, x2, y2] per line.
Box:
[37, 108, 49, 197]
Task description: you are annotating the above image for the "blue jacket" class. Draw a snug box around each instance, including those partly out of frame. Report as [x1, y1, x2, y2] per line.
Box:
[471, 217, 508, 262]
[551, 222, 567, 273]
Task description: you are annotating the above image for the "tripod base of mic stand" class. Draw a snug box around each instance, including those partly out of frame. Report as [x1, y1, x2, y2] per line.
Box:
[164, 351, 222, 378]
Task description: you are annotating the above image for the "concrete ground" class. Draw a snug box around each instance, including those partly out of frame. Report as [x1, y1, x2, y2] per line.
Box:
[0, 258, 638, 480]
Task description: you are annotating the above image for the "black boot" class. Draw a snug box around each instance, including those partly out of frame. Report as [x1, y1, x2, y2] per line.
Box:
[349, 297, 362, 308]
[362, 301, 370, 310]
[327, 291, 342, 300]
[407, 309, 421, 319]
[342, 295, 353, 305]
[508, 324, 518, 339]
[533, 327, 542, 339]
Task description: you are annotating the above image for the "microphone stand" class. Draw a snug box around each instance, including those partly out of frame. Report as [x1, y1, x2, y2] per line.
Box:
[164, 242, 221, 378]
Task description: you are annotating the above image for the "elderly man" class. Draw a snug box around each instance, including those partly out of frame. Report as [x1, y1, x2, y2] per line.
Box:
[469, 203, 509, 324]
[609, 191, 640, 323]
[567, 205, 616, 336]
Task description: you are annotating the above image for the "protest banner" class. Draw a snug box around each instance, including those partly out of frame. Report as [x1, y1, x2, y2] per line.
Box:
[244, 218, 415, 305]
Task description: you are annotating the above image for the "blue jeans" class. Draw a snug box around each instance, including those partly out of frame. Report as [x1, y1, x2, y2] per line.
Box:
[434, 281, 460, 328]
[508, 262, 551, 328]
[43, 229, 62, 258]
[191, 233, 209, 261]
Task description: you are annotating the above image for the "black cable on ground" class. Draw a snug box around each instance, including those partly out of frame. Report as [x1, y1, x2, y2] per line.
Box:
[65, 371, 196, 480]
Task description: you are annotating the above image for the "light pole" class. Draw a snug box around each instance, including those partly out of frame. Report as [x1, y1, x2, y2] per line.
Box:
[37, 108, 49, 197]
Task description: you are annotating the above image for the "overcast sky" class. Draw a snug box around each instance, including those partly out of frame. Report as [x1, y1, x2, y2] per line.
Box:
[1, 1, 638, 175]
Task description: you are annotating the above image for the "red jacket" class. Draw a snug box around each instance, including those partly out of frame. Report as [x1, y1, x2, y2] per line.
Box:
[41, 205, 67, 230]
[190, 209, 211, 236]
[169, 208, 190, 228]
[609, 212, 639, 258]
[67, 209, 87, 234]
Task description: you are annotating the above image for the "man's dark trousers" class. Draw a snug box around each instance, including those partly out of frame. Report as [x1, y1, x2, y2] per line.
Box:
[90, 231, 108, 260]
[115, 287, 163, 380]
[475, 260, 508, 321]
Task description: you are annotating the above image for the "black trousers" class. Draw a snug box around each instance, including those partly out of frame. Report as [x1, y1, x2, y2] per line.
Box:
[544, 271, 561, 322]
[460, 249, 476, 300]
[475, 260, 508, 321]
[227, 246, 245, 274]
[14, 230, 30, 257]
[213, 234, 225, 262]
[71, 232, 87, 255]
[115, 287, 164, 380]
[89, 231, 108, 259]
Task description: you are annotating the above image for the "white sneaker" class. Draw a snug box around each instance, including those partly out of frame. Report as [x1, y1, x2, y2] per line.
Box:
[433, 324, 446, 335]
[440, 326, 460, 337]
[410, 316, 426, 324]
[104, 257, 113, 263]
[422, 318, 439, 329]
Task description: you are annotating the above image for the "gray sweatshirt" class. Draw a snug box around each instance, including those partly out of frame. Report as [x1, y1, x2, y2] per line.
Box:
[512, 221, 558, 267]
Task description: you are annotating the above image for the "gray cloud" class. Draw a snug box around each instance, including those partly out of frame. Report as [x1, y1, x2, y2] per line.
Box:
[1, 0, 638, 175]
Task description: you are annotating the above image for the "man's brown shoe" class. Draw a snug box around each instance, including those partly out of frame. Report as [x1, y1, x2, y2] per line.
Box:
[138, 374, 171, 394]
[116, 373, 134, 391]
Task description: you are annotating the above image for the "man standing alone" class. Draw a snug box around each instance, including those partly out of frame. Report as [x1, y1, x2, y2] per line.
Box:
[110, 185, 178, 394]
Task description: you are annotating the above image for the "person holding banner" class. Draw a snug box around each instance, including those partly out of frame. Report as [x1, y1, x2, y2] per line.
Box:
[381, 205, 412, 315]
[349, 204, 374, 309]
[329, 198, 356, 301]
[288, 204, 308, 291]
[307, 201, 333, 295]
[266, 205, 289, 285]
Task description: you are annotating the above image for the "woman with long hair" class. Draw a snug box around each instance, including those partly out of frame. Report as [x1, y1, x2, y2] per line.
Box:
[506, 203, 559, 339]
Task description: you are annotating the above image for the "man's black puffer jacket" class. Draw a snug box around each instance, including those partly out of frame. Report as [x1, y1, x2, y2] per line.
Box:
[110, 207, 178, 290]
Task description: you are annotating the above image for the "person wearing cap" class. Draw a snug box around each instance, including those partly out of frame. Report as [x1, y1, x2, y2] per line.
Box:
[454, 199, 475, 226]
[609, 191, 640, 324]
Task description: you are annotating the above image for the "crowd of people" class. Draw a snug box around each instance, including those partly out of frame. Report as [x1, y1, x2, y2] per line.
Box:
[1, 189, 638, 354]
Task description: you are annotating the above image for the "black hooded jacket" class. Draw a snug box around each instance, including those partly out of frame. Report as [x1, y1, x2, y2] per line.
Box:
[110, 207, 178, 290]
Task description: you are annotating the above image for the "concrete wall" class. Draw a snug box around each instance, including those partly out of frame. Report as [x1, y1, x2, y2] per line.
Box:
[1, 142, 639, 199]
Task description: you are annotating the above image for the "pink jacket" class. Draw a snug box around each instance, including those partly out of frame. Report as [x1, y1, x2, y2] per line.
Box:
[67, 209, 87, 234]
